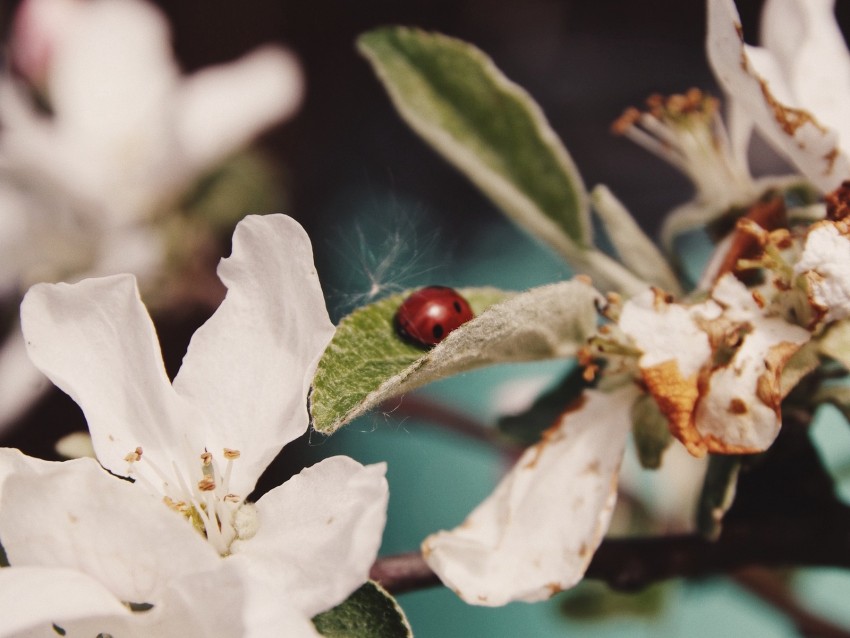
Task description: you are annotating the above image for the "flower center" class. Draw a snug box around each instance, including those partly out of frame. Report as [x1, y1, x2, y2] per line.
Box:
[612, 88, 755, 206]
[123, 446, 246, 555]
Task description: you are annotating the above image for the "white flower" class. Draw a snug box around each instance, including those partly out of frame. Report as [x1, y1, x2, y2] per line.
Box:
[422, 386, 638, 606]
[0, 0, 304, 429]
[0, 214, 389, 636]
[423, 272, 813, 606]
[620, 276, 810, 456]
[707, 0, 850, 194]
[612, 88, 802, 251]
[1, 0, 302, 291]
[794, 219, 850, 323]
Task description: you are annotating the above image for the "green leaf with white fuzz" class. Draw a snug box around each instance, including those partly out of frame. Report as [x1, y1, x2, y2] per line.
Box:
[780, 340, 820, 399]
[631, 393, 673, 470]
[313, 581, 412, 638]
[819, 320, 850, 371]
[310, 280, 601, 434]
[696, 454, 741, 541]
[358, 27, 589, 251]
[591, 185, 681, 295]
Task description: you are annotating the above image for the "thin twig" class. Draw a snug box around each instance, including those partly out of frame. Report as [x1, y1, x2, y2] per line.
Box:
[369, 551, 440, 595]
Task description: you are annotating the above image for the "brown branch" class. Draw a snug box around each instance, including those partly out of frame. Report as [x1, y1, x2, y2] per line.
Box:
[369, 551, 440, 595]
[370, 506, 850, 596]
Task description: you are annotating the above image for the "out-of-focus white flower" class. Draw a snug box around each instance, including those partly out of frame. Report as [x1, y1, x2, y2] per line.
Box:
[0, 0, 304, 429]
[0, 215, 389, 636]
[707, 0, 850, 194]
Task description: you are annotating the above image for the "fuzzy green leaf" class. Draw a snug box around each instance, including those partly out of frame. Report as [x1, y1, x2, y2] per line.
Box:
[630, 393, 673, 470]
[696, 454, 742, 541]
[358, 27, 650, 294]
[780, 340, 820, 399]
[357, 28, 589, 256]
[591, 185, 682, 295]
[819, 320, 850, 371]
[313, 581, 412, 638]
[310, 280, 601, 434]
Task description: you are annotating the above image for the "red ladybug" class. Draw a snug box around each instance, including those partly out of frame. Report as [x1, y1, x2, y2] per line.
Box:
[394, 286, 474, 348]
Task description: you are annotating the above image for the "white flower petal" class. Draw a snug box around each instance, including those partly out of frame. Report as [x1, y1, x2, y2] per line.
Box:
[230, 456, 388, 617]
[707, 0, 850, 192]
[173, 215, 335, 497]
[620, 288, 717, 377]
[20, 274, 203, 483]
[795, 222, 850, 322]
[761, 0, 850, 148]
[0, 451, 219, 605]
[176, 46, 303, 172]
[0, 566, 130, 638]
[422, 387, 637, 606]
[696, 275, 810, 453]
[156, 565, 320, 638]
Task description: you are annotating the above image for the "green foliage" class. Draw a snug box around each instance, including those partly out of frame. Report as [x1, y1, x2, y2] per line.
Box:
[560, 580, 667, 622]
[358, 28, 646, 295]
[696, 454, 742, 540]
[313, 581, 412, 638]
[179, 151, 287, 232]
[310, 281, 601, 434]
[591, 185, 682, 295]
[358, 27, 589, 247]
[631, 394, 673, 470]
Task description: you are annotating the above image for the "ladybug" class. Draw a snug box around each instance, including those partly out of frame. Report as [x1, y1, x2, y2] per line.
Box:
[394, 286, 474, 348]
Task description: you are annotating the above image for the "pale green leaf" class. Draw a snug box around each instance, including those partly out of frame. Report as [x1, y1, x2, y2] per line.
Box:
[313, 581, 412, 638]
[630, 393, 673, 470]
[358, 27, 589, 252]
[696, 454, 741, 541]
[780, 340, 820, 399]
[310, 280, 601, 434]
[591, 185, 682, 295]
[358, 27, 649, 294]
[819, 320, 850, 370]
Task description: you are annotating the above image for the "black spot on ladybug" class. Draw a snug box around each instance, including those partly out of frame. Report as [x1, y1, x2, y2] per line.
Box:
[394, 286, 474, 348]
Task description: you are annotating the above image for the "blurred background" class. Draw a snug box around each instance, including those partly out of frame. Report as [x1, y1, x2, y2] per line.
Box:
[4, 0, 850, 635]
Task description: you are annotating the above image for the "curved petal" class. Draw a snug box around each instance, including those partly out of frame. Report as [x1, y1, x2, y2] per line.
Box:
[165, 564, 320, 638]
[707, 0, 850, 192]
[795, 222, 850, 322]
[0, 566, 130, 638]
[423, 387, 637, 606]
[20, 274, 203, 487]
[761, 0, 850, 147]
[176, 46, 303, 172]
[229, 456, 388, 617]
[694, 276, 810, 452]
[0, 453, 219, 605]
[173, 215, 335, 497]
